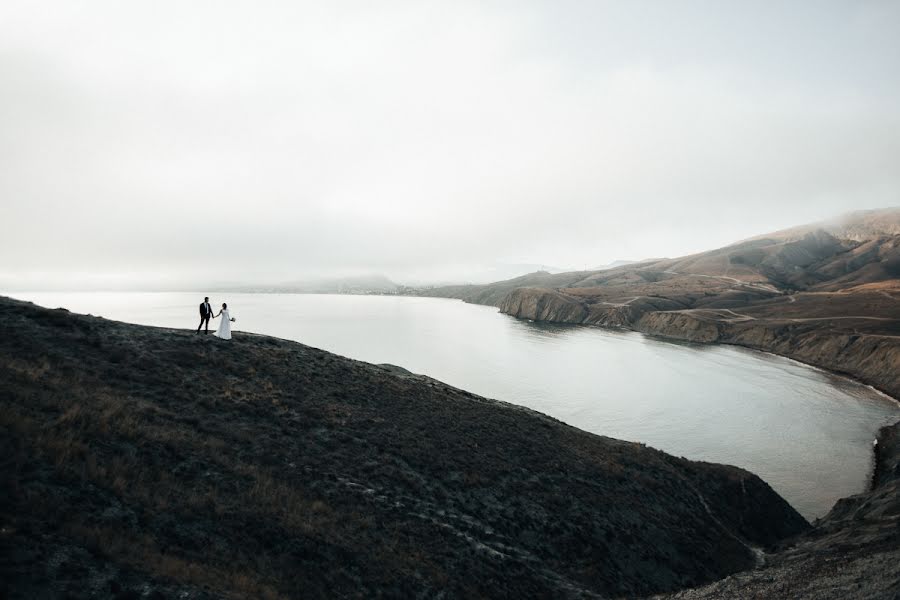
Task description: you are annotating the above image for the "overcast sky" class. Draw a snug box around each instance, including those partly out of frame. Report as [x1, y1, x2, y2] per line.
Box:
[2, 1, 899, 288]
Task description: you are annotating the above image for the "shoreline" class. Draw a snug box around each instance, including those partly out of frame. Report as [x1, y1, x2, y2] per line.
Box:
[496, 303, 900, 501]
[479, 296, 900, 406]
[636, 328, 900, 407]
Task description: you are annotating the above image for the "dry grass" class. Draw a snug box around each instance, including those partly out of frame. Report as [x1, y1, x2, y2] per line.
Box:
[65, 523, 286, 600]
[3, 356, 51, 381]
[0, 376, 349, 598]
[238, 465, 337, 533]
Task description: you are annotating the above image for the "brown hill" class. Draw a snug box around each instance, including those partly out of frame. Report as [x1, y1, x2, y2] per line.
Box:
[748, 207, 900, 243]
[425, 208, 900, 398]
[0, 296, 808, 599]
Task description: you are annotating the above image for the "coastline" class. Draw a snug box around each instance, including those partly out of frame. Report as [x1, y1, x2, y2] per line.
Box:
[638, 329, 900, 408]
[527, 304, 900, 498]
[480, 292, 900, 404]
[442, 294, 900, 497]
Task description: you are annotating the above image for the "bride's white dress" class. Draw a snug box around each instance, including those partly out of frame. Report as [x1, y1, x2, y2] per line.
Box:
[214, 309, 232, 340]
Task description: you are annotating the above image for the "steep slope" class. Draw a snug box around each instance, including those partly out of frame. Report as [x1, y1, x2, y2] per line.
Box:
[0, 297, 809, 599]
[654, 419, 900, 600]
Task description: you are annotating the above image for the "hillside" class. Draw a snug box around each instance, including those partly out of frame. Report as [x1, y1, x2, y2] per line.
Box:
[655, 419, 900, 600]
[0, 296, 809, 599]
[424, 270, 602, 306]
[424, 208, 900, 398]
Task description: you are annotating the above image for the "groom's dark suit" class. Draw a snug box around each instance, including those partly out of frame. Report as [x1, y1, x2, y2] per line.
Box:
[198, 301, 213, 334]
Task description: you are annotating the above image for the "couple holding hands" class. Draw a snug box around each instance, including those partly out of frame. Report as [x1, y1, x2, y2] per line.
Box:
[197, 297, 235, 340]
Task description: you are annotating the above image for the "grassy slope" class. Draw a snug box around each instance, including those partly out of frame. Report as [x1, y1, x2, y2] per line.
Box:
[654, 420, 900, 600]
[0, 296, 808, 599]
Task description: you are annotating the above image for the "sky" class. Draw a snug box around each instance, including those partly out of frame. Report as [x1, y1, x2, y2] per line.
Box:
[1, 1, 899, 289]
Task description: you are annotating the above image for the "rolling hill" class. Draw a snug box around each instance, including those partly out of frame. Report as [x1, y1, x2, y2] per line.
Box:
[423, 208, 900, 398]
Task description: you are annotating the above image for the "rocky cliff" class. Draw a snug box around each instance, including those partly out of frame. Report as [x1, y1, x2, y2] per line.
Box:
[655, 419, 900, 600]
[0, 296, 809, 599]
[424, 270, 596, 307]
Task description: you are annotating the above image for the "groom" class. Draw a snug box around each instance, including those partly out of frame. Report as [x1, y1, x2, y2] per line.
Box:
[197, 297, 213, 334]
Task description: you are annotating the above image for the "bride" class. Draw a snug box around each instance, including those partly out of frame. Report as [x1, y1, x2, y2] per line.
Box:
[213, 303, 236, 340]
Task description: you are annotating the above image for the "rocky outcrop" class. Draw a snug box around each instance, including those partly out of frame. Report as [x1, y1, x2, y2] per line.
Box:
[500, 287, 654, 328]
[874, 420, 900, 488]
[655, 420, 900, 600]
[632, 311, 724, 343]
[424, 270, 595, 306]
[499, 287, 589, 323]
[0, 296, 810, 599]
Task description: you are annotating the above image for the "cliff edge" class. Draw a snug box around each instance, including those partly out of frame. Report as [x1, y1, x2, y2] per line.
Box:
[655, 419, 900, 599]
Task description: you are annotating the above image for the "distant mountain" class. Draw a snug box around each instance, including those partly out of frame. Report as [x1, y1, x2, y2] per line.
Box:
[590, 259, 638, 271]
[222, 274, 401, 294]
[421, 270, 597, 306]
[428, 263, 570, 286]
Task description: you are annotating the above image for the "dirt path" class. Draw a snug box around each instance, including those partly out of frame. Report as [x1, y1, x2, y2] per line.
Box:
[662, 270, 780, 294]
[595, 296, 643, 307]
[679, 308, 756, 322]
[785, 316, 893, 322]
[678, 309, 891, 324]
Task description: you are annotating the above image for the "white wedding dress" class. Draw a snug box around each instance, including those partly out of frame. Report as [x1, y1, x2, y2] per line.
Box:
[214, 309, 233, 340]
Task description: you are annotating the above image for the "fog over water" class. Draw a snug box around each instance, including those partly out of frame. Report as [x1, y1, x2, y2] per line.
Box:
[10, 291, 899, 520]
[2, 2, 900, 289]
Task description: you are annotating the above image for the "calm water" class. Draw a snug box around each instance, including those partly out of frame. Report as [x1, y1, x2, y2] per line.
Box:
[9, 291, 899, 520]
